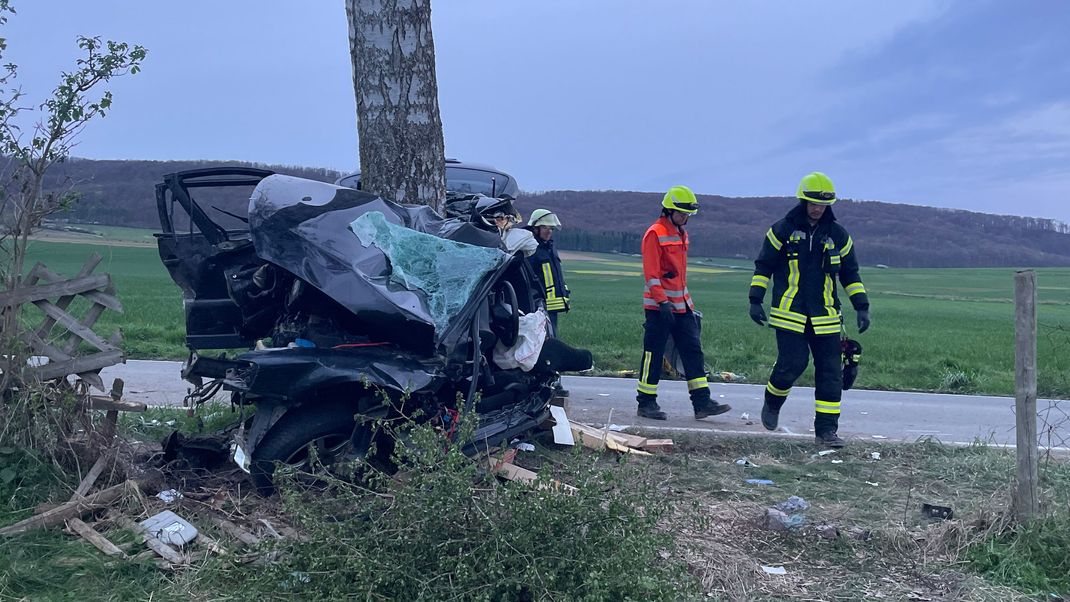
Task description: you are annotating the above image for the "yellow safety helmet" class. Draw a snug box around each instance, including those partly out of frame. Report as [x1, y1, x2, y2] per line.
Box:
[796, 172, 836, 205]
[662, 185, 699, 214]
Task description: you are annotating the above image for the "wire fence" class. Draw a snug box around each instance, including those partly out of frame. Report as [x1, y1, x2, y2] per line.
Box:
[1037, 321, 1069, 454]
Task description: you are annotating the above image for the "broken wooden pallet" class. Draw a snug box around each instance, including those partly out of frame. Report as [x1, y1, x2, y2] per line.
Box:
[568, 422, 674, 455]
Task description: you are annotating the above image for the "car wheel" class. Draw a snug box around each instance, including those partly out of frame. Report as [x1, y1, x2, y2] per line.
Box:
[250, 403, 386, 495]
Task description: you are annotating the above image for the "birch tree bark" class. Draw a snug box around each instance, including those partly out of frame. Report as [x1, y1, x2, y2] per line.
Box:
[346, 0, 447, 211]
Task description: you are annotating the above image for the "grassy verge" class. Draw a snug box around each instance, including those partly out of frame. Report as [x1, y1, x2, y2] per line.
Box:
[3, 400, 1070, 600]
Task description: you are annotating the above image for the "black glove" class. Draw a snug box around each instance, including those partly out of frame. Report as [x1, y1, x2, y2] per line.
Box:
[658, 302, 675, 326]
[856, 309, 870, 334]
[749, 302, 766, 326]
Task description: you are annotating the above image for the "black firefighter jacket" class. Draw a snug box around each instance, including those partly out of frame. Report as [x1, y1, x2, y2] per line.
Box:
[749, 203, 869, 336]
[530, 238, 570, 313]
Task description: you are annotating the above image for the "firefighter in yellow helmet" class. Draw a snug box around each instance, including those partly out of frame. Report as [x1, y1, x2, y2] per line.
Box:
[748, 172, 871, 448]
[635, 186, 732, 420]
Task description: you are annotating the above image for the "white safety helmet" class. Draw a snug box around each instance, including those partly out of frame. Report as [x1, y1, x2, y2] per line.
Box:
[527, 208, 562, 228]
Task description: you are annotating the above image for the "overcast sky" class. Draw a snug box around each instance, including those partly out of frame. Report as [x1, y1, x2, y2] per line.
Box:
[5, 1, 1070, 222]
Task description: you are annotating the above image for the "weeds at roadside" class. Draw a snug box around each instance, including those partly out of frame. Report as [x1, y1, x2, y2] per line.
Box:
[217, 412, 700, 601]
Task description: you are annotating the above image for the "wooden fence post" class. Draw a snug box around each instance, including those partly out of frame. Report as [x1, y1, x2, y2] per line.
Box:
[1014, 269, 1039, 521]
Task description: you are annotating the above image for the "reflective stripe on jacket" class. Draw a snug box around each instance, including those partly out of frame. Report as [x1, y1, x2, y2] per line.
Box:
[642, 216, 694, 313]
[529, 238, 570, 312]
[749, 204, 869, 335]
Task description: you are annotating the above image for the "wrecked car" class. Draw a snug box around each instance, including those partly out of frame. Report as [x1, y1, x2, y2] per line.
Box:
[154, 167, 591, 493]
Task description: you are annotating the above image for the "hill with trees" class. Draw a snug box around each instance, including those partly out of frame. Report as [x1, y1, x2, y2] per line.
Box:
[16, 158, 1070, 268]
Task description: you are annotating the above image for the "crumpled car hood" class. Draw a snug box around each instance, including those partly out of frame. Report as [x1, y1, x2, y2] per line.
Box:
[248, 174, 510, 353]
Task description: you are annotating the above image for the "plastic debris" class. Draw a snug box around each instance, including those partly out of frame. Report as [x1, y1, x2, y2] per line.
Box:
[607, 424, 628, 432]
[597, 393, 610, 397]
[865, 481, 880, 487]
[549, 406, 575, 446]
[764, 508, 802, 532]
[774, 496, 810, 513]
[921, 503, 954, 520]
[870, 452, 881, 460]
[746, 479, 775, 486]
[830, 459, 844, 464]
[139, 510, 198, 546]
[740, 412, 750, 421]
[761, 565, 788, 575]
[513, 442, 535, 452]
[156, 489, 183, 503]
[719, 371, 742, 382]
[734, 457, 759, 467]
[872, 435, 888, 439]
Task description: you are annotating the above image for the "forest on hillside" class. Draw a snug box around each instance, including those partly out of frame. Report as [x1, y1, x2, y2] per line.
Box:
[8, 158, 1070, 268]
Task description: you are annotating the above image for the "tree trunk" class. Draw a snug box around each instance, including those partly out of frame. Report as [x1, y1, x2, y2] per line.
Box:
[346, 0, 447, 212]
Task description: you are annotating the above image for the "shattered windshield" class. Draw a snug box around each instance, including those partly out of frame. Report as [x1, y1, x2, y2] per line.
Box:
[351, 211, 507, 333]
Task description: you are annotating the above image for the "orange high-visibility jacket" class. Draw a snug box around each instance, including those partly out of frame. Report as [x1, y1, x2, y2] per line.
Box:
[641, 216, 695, 313]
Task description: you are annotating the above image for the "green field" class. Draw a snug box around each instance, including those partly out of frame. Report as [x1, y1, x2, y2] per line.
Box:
[22, 240, 1070, 398]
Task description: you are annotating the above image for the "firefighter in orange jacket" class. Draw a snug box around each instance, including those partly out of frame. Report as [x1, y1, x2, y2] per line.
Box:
[635, 186, 732, 420]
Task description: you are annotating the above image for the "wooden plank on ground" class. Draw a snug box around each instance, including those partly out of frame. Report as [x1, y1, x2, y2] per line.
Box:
[208, 516, 260, 547]
[485, 456, 578, 493]
[639, 438, 675, 453]
[569, 423, 653, 456]
[0, 480, 136, 537]
[67, 517, 127, 558]
[70, 449, 114, 499]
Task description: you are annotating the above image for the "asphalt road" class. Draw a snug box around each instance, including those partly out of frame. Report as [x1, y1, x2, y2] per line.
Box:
[100, 360, 1070, 450]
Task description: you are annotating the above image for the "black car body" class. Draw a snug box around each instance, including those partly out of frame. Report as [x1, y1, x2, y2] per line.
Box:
[155, 168, 589, 492]
[336, 158, 520, 199]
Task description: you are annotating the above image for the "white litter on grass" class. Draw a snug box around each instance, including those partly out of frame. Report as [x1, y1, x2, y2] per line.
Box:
[549, 406, 575, 446]
[865, 481, 880, 487]
[156, 489, 182, 503]
[760, 565, 788, 575]
[872, 435, 888, 439]
[830, 460, 844, 464]
[816, 450, 837, 457]
[870, 452, 882, 460]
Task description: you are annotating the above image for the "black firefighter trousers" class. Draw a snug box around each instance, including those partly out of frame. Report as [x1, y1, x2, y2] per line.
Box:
[636, 308, 710, 403]
[764, 321, 843, 435]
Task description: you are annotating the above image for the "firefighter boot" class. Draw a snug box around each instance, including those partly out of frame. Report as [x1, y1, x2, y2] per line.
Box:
[691, 389, 732, 420]
[636, 393, 667, 420]
[815, 431, 846, 448]
[761, 390, 786, 431]
[761, 403, 780, 431]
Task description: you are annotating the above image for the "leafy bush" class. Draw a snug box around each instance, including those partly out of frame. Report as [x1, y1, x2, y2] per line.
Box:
[251, 414, 698, 601]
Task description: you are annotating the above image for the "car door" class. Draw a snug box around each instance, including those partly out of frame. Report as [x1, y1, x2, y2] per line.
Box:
[155, 168, 273, 349]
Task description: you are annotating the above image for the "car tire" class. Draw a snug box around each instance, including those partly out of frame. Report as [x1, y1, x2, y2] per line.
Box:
[250, 403, 363, 495]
